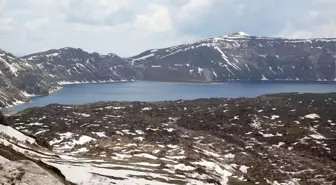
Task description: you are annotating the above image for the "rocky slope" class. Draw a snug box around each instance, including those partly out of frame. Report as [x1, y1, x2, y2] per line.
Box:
[22, 47, 142, 84]
[0, 47, 143, 107]
[0, 111, 73, 185]
[0, 49, 58, 107]
[8, 93, 336, 185]
[129, 34, 336, 82]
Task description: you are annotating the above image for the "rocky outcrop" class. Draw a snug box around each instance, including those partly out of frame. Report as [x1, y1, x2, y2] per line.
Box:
[22, 47, 142, 84]
[0, 160, 64, 185]
[0, 109, 8, 126]
[0, 49, 58, 107]
[0, 111, 73, 185]
[129, 35, 336, 82]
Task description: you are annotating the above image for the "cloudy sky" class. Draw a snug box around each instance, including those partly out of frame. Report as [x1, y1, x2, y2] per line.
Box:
[0, 0, 336, 57]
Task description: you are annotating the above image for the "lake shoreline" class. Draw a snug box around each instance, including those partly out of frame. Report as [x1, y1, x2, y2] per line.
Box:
[4, 81, 336, 114]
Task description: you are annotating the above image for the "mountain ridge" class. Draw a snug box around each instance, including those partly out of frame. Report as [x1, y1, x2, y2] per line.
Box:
[129, 35, 336, 82]
[1, 34, 336, 107]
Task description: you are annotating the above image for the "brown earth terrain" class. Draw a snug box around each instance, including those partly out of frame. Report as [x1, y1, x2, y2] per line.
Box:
[5, 93, 336, 185]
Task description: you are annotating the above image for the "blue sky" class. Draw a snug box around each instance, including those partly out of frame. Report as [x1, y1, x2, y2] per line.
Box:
[0, 0, 336, 56]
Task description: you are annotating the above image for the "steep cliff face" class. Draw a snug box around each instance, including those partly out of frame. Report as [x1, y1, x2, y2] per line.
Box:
[22, 48, 142, 84]
[129, 35, 336, 82]
[0, 49, 57, 107]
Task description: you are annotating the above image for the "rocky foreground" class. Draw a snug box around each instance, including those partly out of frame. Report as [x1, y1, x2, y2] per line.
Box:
[4, 93, 335, 185]
[0, 111, 74, 185]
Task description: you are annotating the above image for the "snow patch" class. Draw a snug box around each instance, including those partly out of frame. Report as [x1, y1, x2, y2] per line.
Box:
[305, 114, 320, 119]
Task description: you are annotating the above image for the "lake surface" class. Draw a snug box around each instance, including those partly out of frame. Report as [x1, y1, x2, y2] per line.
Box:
[7, 81, 336, 112]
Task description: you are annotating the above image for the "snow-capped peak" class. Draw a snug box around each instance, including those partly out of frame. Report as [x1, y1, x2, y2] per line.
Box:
[228, 31, 249, 38]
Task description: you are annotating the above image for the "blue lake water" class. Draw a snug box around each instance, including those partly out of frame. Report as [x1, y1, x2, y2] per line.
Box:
[7, 81, 336, 112]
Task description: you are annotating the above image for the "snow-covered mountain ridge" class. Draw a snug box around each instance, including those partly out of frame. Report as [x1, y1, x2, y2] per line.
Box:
[129, 35, 336, 82]
[2, 34, 336, 106]
[0, 49, 58, 107]
[22, 47, 142, 84]
[0, 48, 142, 107]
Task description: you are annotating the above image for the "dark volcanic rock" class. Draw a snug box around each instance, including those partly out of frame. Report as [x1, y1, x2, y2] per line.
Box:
[129, 35, 336, 82]
[0, 110, 8, 126]
[22, 47, 142, 83]
[8, 93, 336, 185]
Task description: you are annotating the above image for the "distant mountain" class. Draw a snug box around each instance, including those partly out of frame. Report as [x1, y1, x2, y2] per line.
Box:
[2, 34, 336, 107]
[228, 31, 249, 38]
[22, 48, 142, 84]
[0, 49, 57, 107]
[129, 34, 336, 82]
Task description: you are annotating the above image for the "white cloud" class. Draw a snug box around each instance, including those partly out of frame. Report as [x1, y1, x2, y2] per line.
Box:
[23, 17, 49, 31]
[134, 4, 173, 33]
[0, 0, 336, 57]
[0, 0, 15, 33]
[176, 0, 216, 24]
[0, 0, 5, 13]
[0, 17, 14, 32]
[279, 0, 336, 38]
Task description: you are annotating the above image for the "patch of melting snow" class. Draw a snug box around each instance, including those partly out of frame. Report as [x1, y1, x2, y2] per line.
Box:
[132, 162, 161, 167]
[273, 142, 285, 148]
[0, 124, 36, 144]
[305, 113, 320, 119]
[60, 135, 96, 150]
[93, 132, 107, 138]
[105, 106, 125, 110]
[34, 129, 49, 136]
[74, 147, 89, 153]
[250, 119, 261, 129]
[309, 134, 326, 140]
[134, 153, 158, 160]
[122, 130, 136, 135]
[173, 163, 196, 171]
[125, 143, 137, 147]
[134, 137, 145, 141]
[45, 161, 175, 185]
[152, 149, 161, 154]
[112, 153, 132, 160]
[165, 128, 175, 132]
[259, 132, 276, 138]
[73, 112, 91, 117]
[224, 153, 235, 159]
[193, 159, 232, 184]
[200, 148, 221, 158]
[167, 144, 179, 149]
[0, 155, 9, 163]
[239, 165, 249, 173]
[166, 156, 185, 160]
[28, 122, 43, 126]
[135, 130, 145, 135]
[271, 115, 280, 120]
[142, 107, 152, 111]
